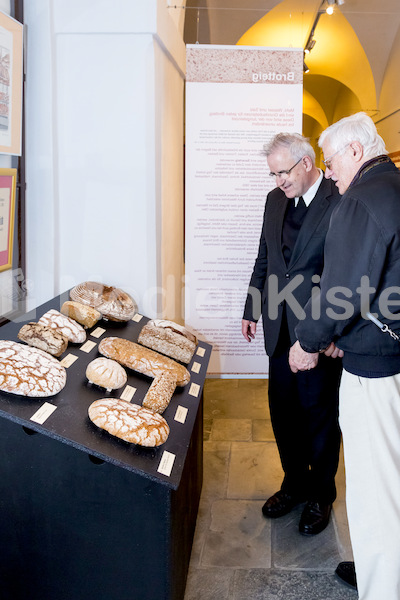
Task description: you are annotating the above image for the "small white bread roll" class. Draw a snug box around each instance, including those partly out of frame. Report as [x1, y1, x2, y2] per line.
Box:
[61, 301, 101, 329]
[142, 371, 177, 414]
[88, 398, 169, 447]
[0, 340, 66, 397]
[86, 357, 127, 391]
[38, 309, 86, 344]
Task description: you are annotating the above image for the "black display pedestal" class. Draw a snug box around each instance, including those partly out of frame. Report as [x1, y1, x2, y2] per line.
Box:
[0, 293, 211, 600]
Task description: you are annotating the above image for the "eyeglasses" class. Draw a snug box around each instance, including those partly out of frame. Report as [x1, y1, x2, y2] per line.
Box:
[323, 144, 349, 170]
[269, 157, 303, 178]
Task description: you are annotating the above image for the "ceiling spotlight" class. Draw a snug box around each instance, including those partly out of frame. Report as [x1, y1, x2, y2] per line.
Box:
[326, 0, 344, 14]
[303, 61, 310, 74]
[305, 38, 316, 54]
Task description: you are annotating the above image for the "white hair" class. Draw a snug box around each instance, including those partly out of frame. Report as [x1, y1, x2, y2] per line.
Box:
[263, 132, 316, 164]
[319, 112, 387, 159]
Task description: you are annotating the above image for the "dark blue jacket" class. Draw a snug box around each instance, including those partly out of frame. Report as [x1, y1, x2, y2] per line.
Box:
[296, 158, 400, 377]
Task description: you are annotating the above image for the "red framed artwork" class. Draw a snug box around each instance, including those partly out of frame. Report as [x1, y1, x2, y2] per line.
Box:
[0, 167, 16, 272]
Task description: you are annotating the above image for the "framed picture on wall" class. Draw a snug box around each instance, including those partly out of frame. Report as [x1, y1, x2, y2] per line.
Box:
[0, 168, 16, 272]
[0, 11, 23, 156]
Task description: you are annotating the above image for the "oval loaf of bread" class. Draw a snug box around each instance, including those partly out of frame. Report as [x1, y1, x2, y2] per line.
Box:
[70, 282, 138, 322]
[86, 357, 127, 391]
[18, 322, 68, 357]
[61, 301, 101, 329]
[98, 336, 190, 387]
[88, 398, 169, 447]
[138, 319, 197, 364]
[38, 309, 86, 344]
[142, 371, 177, 414]
[0, 340, 66, 397]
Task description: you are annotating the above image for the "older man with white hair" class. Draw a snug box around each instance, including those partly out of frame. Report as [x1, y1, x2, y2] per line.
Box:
[290, 112, 400, 600]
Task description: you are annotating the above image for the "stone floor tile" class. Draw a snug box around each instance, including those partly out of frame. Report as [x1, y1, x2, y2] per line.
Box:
[211, 418, 252, 441]
[227, 441, 283, 500]
[203, 382, 268, 421]
[201, 442, 231, 500]
[232, 568, 358, 599]
[271, 505, 342, 570]
[184, 567, 234, 600]
[252, 419, 275, 442]
[203, 417, 213, 441]
[189, 499, 213, 568]
[201, 500, 271, 568]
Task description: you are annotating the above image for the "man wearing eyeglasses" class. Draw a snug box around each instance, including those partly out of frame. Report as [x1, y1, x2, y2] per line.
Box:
[289, 112, 400, 599]
[242, 132, 342, 536]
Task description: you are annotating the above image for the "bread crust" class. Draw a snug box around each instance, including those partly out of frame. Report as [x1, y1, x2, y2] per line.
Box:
[142, 371, 177, 413]
[61, 301, 101, 329]
[86, 357, 127, 391]
[0, 340, 66, 397]
[98, 337, 190, 387]
[18, 322, 68, 357]
[38, 309, 86, 344]
[138, 319, 197, 364]
[88, 398, 169, 446]
[70, 282, 138, 322]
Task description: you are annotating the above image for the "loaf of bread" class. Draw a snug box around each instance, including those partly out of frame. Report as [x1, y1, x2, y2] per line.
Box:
[98, 337, 190, 387]
[0, 340, 66, 397]
[18, 322, 68, 357]
[138, 319, 197, 364]
[86, 357, 127, 391]
[70, 281, 138, 322]
[38, 309, 86, 344]
[61, 301, 101, 329]
[88, 398, 169, 447]
[142, 371, 177, 414]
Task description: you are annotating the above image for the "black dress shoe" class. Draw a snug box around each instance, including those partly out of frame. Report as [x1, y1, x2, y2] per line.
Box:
[335, 561, 357, 590]
[299, 501, 332, 535]
[262, 490, 303, 518]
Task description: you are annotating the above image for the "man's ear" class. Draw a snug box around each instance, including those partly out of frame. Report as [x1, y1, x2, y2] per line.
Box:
[349, 141, 364, 162]
[302, 155, 314, 171]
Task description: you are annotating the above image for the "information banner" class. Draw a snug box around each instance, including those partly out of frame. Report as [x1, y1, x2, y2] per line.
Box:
[185, 45, 303, 375]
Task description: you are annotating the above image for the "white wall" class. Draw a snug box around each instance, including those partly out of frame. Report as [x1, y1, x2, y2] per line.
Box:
[23, 0, 185, 317]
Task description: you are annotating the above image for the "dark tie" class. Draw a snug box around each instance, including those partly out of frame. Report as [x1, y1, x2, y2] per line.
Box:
[297, 195, 306, 211]
[282, 196, 307, 265]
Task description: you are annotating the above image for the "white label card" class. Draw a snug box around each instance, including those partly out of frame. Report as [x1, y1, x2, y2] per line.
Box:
[90, 327, 106, 339]
[132, 313, 143, 323]
[120, 386, 136, 402]
[30, 402, 57, 425]
[175, 405, 188, 424]
[191, 362, 201, 374]
[80, 340, 97, 353]
[157, 451, 176, 477]
[60, 354, 79, 368]
[189, 382, 200, 398]
[196, 347, 206, 357]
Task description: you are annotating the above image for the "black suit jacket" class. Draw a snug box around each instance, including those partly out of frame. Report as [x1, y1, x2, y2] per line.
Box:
[243, 176, 341, 356]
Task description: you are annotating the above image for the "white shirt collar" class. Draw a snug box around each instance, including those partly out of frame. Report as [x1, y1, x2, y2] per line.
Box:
[294, 170, 323, 207]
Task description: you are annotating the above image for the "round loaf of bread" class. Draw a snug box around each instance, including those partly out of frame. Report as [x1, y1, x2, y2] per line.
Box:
[70, 282, 138, 322]
[86, 357, 127, 390]
[61, 301, 101, 329]
[0, 340, 67, 397]
[88, 398, 169, 447]
[38, 309, 86, 344]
